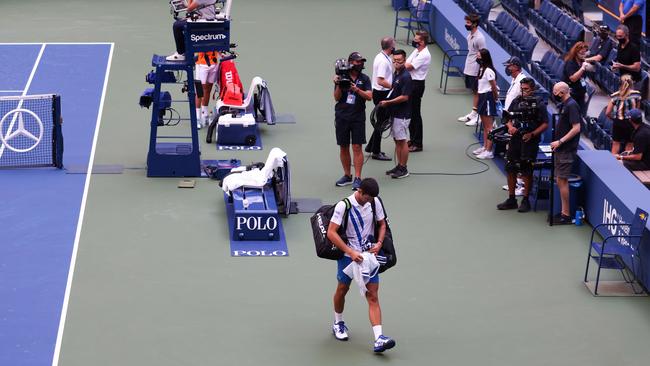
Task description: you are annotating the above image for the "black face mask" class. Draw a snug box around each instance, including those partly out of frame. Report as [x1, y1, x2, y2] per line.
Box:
[599, 33, 609, 40]
[505, 66, 512, 76]
[411, 40, 419, 48]
[552, 93, 563, 104]
[352, 64, 364, 72]
[465, 24, 473, 31]
[617, 37, 627, 45]
[477, 59, 484, 66]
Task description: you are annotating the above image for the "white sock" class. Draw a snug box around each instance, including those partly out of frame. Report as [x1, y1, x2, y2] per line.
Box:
[201, 105, 208, 118]
[334, 312, 344, 324]
[372, 325, 383, 340]
[195, 108, 201, 120]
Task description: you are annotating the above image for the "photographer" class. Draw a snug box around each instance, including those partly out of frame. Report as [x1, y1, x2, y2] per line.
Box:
[497, 78, 548, 212]
[167, 0, 217, 61]
[333, 52, 373, 191]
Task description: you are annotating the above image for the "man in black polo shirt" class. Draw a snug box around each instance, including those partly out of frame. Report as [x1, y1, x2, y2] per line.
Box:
[550, 82, 582, 225]
[333, 52, 373, 191]
[585, 25, 614, 64]
[617, 108, 650, 170]
[379, 49, 412, 179]
[613, 24, 641, 82]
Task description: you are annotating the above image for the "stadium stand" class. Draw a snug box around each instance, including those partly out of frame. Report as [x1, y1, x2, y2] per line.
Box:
[529, 0, 584, 53]
[454, 0, 493, 23]
[500, 0, 529, 26]
[485, 11, 538, 65]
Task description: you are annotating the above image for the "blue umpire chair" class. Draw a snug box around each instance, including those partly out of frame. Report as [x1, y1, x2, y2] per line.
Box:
[584, 208, 649, 295]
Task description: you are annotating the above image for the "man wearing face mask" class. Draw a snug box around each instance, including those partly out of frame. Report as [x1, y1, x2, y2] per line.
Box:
[550, 82, 582, 225]
[585, 26, 614, 65]
[333, 52, 373, 191]
[497, 78, 548, 212]
[405, 31, 431, 153]
[458, 13, 486, 126]
[366, 37, 396, 162]
[613, 24, 642, 83]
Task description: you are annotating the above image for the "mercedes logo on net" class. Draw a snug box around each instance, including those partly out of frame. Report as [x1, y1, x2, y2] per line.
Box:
[0, 108, 44, 153]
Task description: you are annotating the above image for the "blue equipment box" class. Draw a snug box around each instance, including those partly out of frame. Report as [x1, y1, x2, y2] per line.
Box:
[230, 187, 280, 241]
[211, 159, 241, 180]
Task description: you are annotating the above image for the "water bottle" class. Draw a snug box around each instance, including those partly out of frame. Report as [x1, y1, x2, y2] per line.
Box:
[575, 207, 584, 226]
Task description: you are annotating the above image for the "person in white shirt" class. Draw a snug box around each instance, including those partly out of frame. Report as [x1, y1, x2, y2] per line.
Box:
[327, 178, 395, 353]
[458, 13, 487, 126]
[366, 37, 395, 161]
[502, 56, 526, 111]
[475, 49, 499, 160]
[405, 30, 431, 152]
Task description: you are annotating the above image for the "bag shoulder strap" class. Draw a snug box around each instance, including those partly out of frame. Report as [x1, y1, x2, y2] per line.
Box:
[341, 198, 352, 231]
[370, 196, 388, 222]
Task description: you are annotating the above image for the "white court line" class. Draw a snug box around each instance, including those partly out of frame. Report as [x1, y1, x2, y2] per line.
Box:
[0, 43, 46, 159]
[0, 90, 24, 93]
[51, 42, 115, 366]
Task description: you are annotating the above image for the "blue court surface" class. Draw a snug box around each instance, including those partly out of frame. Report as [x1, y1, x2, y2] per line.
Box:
[0, 43, 113, 366]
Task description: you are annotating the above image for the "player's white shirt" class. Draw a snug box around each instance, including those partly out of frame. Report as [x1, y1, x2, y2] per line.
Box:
[331, 194, 385, 252]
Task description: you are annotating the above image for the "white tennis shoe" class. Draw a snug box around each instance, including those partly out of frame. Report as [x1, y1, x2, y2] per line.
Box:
[332, 321, 349, 341]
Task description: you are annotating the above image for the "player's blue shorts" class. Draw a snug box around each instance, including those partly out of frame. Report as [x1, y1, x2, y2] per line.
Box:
[337, 255, 379, 285]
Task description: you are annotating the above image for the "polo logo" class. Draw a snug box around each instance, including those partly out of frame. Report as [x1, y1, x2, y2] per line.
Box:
[232, 250, 287, 257]
[236, 216, 278, 231]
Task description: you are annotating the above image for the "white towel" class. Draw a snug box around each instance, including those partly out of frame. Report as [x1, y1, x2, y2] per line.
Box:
[342, 252, 380, 296]
[221, 147, 286, 193]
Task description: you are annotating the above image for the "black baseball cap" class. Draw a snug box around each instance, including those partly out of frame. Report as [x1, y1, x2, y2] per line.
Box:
[348, 52, 367, 62]
[503, 56, 523, 68]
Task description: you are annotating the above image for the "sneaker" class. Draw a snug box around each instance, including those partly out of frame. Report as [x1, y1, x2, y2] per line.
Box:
[476, 150, 494, 159]
[372, 152, 392, 161]
[165, 52, 185, 61]
[502, 183, 509, 191]
[332, 321, 349, 341]
[518, 197, 531, 212]
[408, 145, 423, 152]
[472, 146, 485, 155]
[497, 197, 518, 210]
[373, 335, 396, 353]
[197, 122, 202, 130]
[465, 118, 478, 126]
[335, 175, 353, 187]
[457, 112, 471, 122]
[352, 177, 362, 191]
[385, 165, 399, 175]
[552, 213, 573, 225]
[390, 165, 409, 179]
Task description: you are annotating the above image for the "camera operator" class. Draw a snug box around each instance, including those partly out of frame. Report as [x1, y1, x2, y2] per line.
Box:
[333, 52, 373, 191]
[167, 0, 217, 61]
[497, 78, 549, 212]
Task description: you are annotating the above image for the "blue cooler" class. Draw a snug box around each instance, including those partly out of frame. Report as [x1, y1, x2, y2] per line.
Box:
[216, 113, 258, 146]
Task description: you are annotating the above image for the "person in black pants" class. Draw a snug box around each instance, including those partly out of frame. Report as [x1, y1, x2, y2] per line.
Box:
[405, 31, 431, 152]
[366, 37, 395, 161]
[617, 108, 650, 170]
[619, 0, 645, 46]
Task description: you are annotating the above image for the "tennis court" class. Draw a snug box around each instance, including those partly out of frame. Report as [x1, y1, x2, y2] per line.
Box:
[0, 43, 113, 366]
[2, 1, 650, 366]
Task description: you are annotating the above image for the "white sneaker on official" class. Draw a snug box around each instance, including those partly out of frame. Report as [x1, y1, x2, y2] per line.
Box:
[472, 146, 485, 155]
[166, 52, 185, 61]
[517, 177, 524, 185]
[465, 116, 478, 126]
[515, 186, 524, 197]
[458, 112, 472, 122]
[502, 184, 508, 190]
[197, 122, 202, 130]
[332, 321, 349, 341]
[476, 150, 494, 159]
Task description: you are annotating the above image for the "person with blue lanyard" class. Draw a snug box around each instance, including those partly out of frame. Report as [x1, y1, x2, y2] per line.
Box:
[620, 0, 646, 46]
[326, 178, 395, 353]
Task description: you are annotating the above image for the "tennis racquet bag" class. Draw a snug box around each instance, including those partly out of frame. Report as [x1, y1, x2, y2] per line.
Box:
[310, 199, 351, 260]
